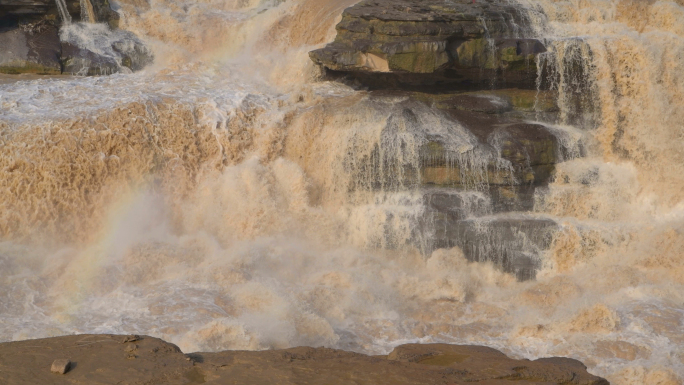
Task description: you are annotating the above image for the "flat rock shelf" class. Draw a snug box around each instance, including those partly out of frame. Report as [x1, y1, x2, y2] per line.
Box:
[0, 334, 609, 384]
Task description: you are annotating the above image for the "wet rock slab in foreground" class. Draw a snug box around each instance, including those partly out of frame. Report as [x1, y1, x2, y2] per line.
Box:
[0, 334, 609, 384]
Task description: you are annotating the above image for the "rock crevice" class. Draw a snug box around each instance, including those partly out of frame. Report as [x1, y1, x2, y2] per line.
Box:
[309, 0, 578, 281]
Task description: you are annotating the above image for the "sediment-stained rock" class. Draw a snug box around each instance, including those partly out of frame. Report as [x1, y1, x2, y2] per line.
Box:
[59, 27, 153, 76]
[0, 334, 609, 384]
[0, 0, 119, 27]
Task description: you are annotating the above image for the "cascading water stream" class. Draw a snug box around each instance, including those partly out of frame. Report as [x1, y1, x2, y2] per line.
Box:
[80, 0, 98, 23]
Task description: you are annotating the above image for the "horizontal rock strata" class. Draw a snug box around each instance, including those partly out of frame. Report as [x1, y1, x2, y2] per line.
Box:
[0, 334, 609, 384]
[309, 0, 579, 280]
[0, 0, 119, 28]
[310, 0, 545, 90]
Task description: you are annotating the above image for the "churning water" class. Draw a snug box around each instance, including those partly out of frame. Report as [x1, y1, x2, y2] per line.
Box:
[1, 0, 683, 383]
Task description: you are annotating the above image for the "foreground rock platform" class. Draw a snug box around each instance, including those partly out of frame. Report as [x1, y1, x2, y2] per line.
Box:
[0, 334, 608, 384]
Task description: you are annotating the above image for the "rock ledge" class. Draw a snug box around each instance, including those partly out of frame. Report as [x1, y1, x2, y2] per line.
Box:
[0, 334, 609, 384]
[310, 0, 545, 90]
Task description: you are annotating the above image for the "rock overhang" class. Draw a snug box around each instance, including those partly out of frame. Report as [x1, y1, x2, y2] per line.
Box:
[310, 0, 547, 90]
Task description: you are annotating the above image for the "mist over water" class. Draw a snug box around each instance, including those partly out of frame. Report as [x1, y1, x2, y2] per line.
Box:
[1, 0, 683, 384]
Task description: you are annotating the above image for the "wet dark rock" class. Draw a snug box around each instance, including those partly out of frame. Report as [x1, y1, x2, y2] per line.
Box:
[59, 29, 153, 76]
[310, 0, 546, 90]
[89, 0, 120, 29]
[357, 91, 566, 280]
[0, 0, 59, 23]
[60, 41, 119, 75]
[0, 21, 61, 74]
[448, 216, 558, 281]
[438, 93, 514, 114]
[418, 123, 558, 189]
[112, 39, 153, 71]
[0, 0, 118, 27]
[0, 0, 149, 75]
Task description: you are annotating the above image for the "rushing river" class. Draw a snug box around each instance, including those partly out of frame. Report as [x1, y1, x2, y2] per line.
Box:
[1, 0, 683, 383]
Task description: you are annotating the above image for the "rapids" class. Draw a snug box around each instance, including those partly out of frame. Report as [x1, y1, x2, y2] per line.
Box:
[1, 0, 683, 384]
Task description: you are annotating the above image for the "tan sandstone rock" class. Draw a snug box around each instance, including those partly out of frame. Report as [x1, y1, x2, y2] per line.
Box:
[50, 359, 71, 374]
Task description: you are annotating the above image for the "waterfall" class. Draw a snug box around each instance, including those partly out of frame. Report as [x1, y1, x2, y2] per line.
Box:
[55, 0, 72, 24]
[80, 0, 98, 23]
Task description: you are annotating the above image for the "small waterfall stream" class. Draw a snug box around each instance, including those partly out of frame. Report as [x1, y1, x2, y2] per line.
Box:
[80, 0, 98, 23]
[54, 0, 72, 24]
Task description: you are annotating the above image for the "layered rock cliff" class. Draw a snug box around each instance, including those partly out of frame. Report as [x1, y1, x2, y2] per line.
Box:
[310, 0, 545, 90]
[310, 0, 577, 280]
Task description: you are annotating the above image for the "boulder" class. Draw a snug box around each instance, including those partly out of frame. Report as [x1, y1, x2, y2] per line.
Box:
[59, 23, 154, 75]
[310, 0, 546, 90]
[0, 0, 147, 75]
[60, 41, 120, 75]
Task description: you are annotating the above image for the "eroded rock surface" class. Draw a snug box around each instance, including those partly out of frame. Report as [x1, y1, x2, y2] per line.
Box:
[0, 21, 61, 74]
[309, 0, 578, 280]
[355, 89, 566, 279]
[0, 335, 609, 384]
[310, 0, 545, 90]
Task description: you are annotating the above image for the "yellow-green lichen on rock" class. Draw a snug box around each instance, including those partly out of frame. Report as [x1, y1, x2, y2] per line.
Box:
[455, 38, 497, 69]
[0, 62, 61, 75]
[468, 89, 559, 112]
[388, 50, 449, 73]
[309, 0, 547, 89]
